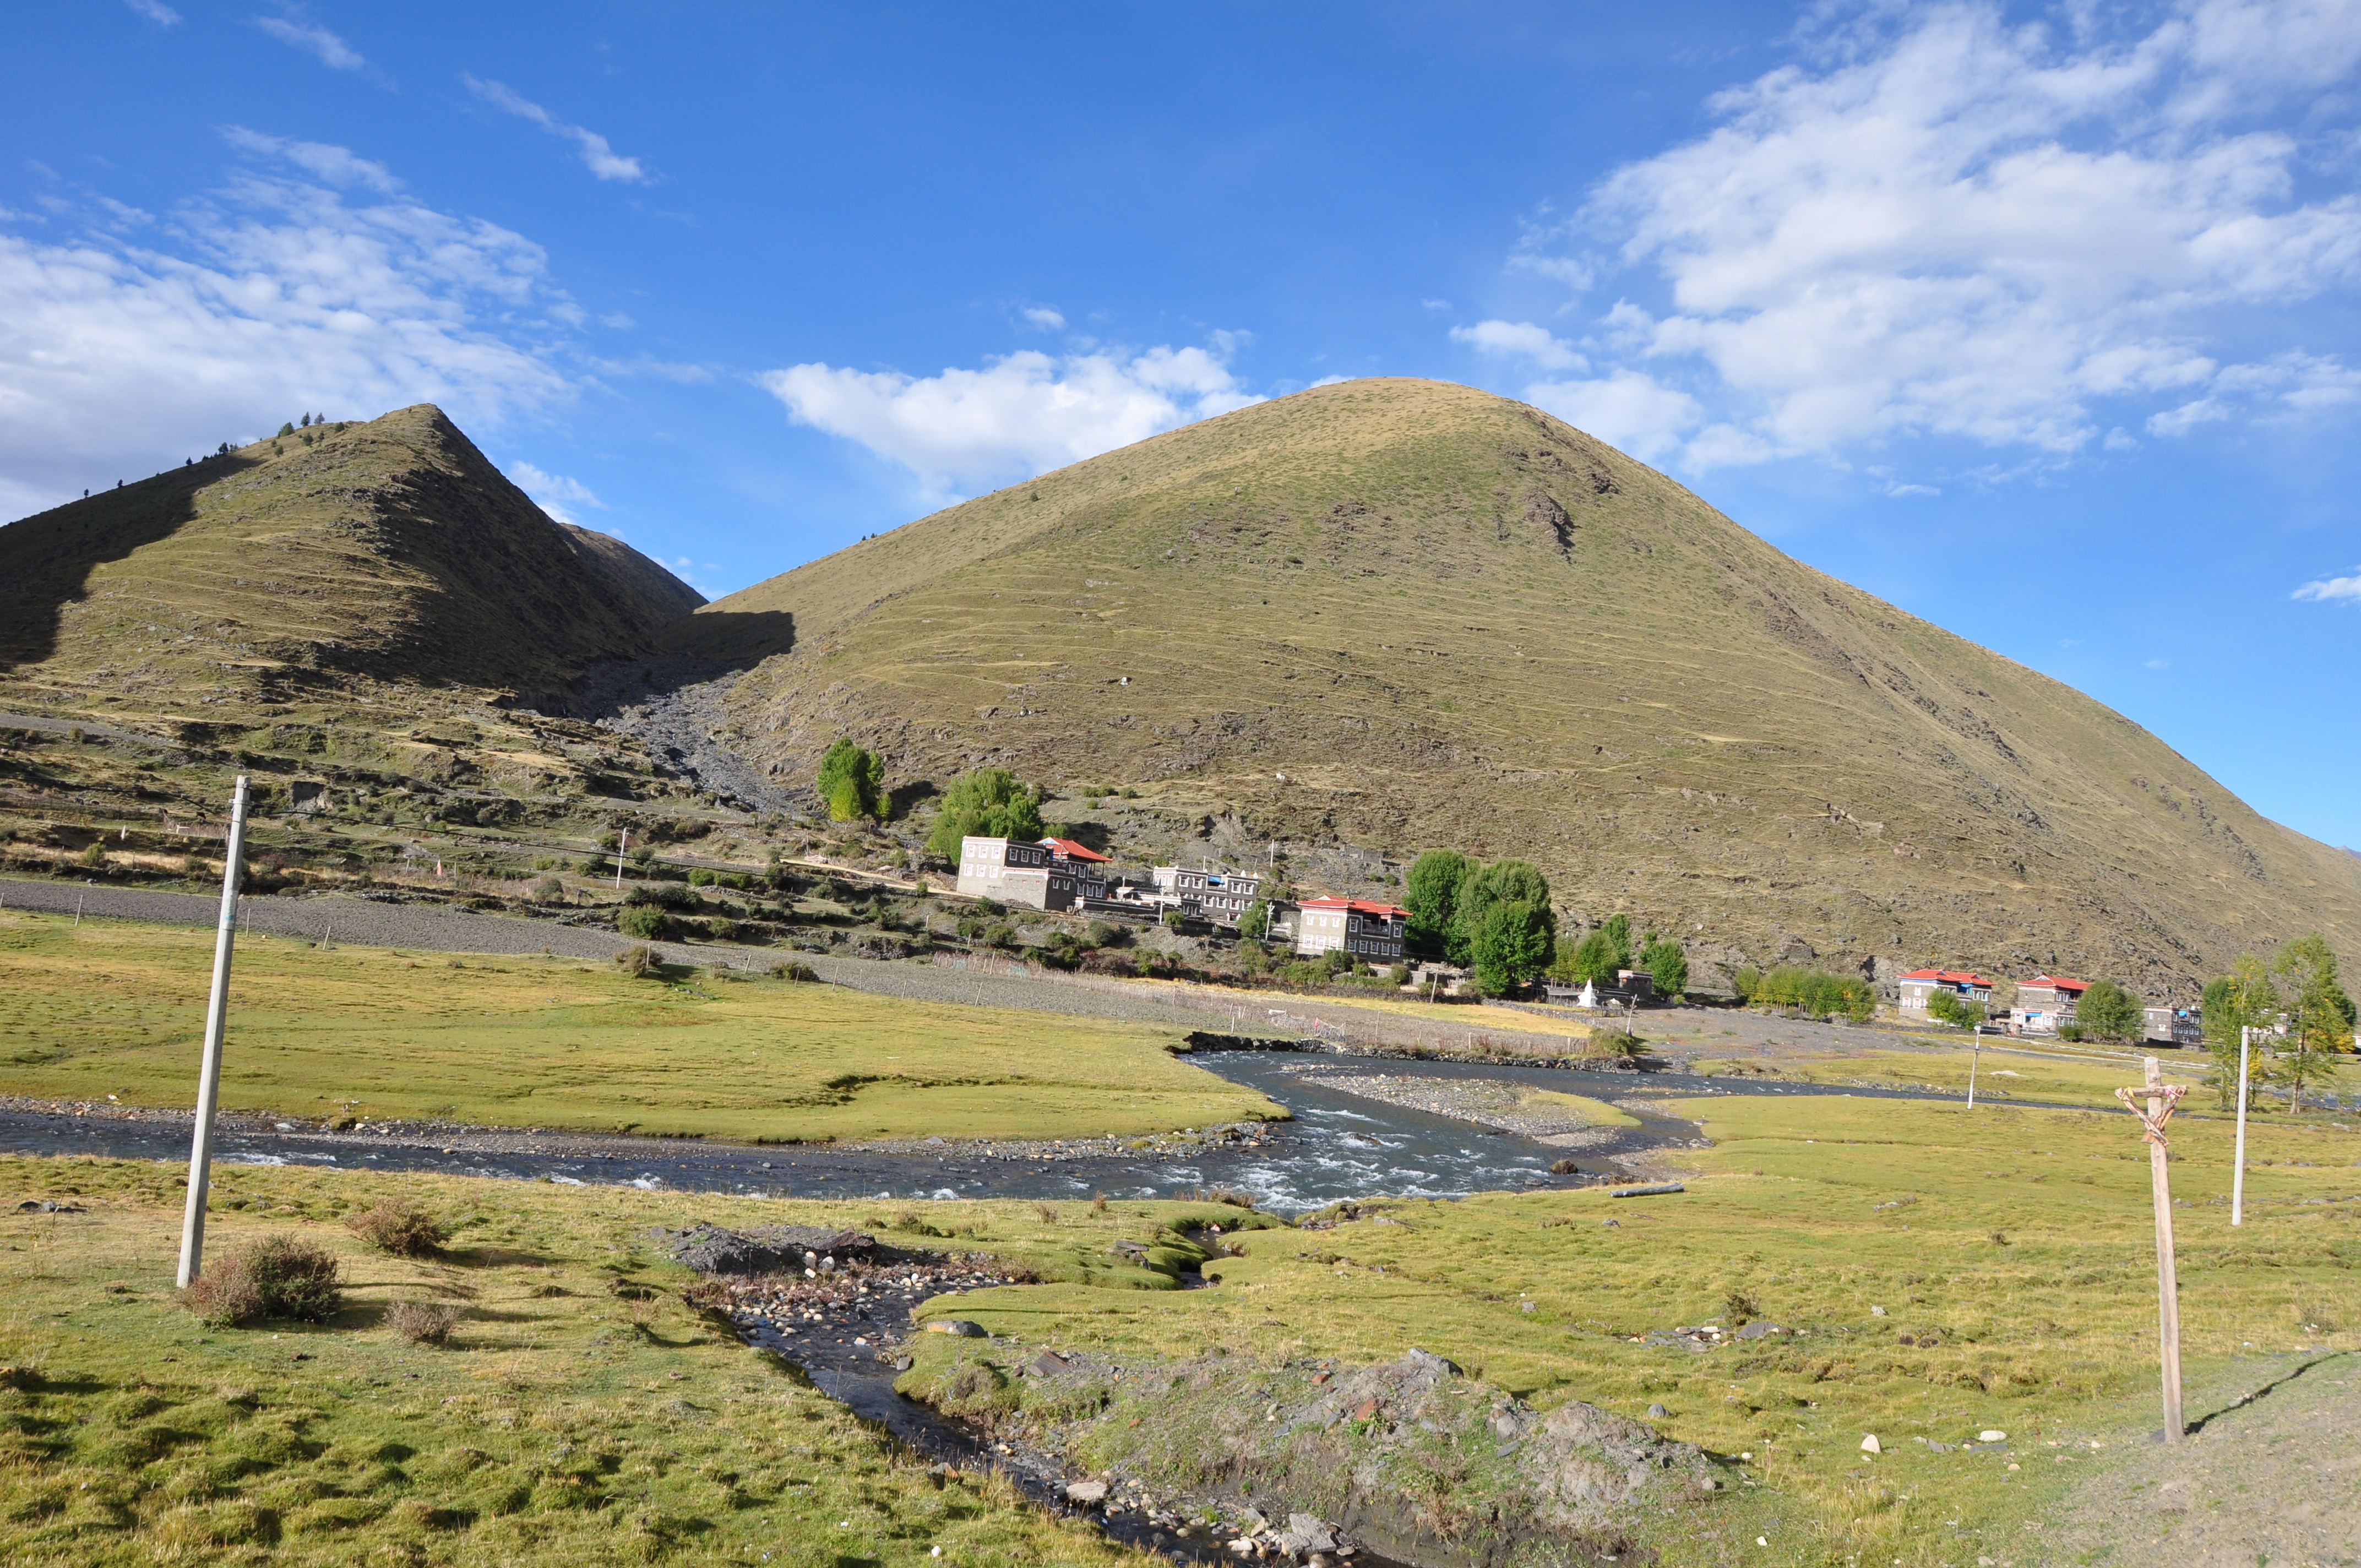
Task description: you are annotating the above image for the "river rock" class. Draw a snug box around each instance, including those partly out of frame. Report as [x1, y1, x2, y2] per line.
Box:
[927, 1319, 987, 1337]
[652, 1222, 877, 1276]
[1276, 1513, 1337, 1554]
[1065, 1480, 1108, 1505]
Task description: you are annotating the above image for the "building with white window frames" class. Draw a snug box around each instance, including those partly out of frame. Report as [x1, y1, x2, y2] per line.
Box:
[1150, 865, 1264, 928]
[956, 837, 1107, 911]
[1291, 897, 1408, 961]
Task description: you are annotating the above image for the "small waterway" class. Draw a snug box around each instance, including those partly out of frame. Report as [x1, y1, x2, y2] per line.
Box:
[0, 1051, 1986, 1213]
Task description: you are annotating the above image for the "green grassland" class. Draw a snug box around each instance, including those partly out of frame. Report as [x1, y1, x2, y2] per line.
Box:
[698, 377, 2361, 994]
[2, 1087, 2354, 1566]
[0, 1157, 1165, 1568]
[1691, 1038, 2248, 1111]
[0, 912, 1276, 1142]
[896, 1093, 2360, 1565]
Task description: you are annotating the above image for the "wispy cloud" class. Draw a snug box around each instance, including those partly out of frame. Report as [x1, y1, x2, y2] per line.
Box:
[221, 126, 400, 193]
[2293, 567, 2361, 604]
[1019, 305, 1065, 331]
[0, 144, 574, 520]
[464, 75, 648, 183]
[508, 462, 605, 526]
[250, 12, 363, 70]
[761, 340, 1260, 500]
[1510, 0, 2361, 472]
[125, 0, 181, 26]
[1450, 319, 1586, 372]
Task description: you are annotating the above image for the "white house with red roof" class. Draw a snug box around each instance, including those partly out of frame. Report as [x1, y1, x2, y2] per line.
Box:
[1897, 968, 1995, 1019]
[955, 835, 1110, 910]
[1291, 897, 1409, 962]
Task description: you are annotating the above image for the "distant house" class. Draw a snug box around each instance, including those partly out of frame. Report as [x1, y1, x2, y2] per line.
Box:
[1292, 897, 1408, 961]
[2144, 1004, 2204, 1048]
[1150, 865, 1265, 928]
[2010, 974, 2088, 1035]
[1898, 968, 1995, 1018]
[957, 836, 1106, 911]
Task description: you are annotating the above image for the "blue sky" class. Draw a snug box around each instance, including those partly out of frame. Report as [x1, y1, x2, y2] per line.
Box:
[4, 2, 2359, 848]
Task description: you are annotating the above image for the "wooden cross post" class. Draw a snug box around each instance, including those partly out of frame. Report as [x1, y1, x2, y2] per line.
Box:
[2115, 1056, 2188, 1442]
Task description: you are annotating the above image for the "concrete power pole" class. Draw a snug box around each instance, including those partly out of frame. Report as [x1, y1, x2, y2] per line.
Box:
[177, 775, 251, 1288]
[2232, 1026, 2252, 1227]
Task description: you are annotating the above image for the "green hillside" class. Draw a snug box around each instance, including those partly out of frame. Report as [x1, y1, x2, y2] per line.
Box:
[688, 377, 2361, 994]
[0, 404, 700, 706]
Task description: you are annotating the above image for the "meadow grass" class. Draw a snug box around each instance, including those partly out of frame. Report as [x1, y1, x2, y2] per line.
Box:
[901, 1093, 2361, 1565]
[0, 1156, 1165, 1567]
[0, 912, 1276, 1142]
[1691, 1037, 2252, 1112]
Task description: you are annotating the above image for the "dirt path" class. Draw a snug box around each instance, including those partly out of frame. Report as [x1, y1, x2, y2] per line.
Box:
[2041, 1352, 2359, 1566]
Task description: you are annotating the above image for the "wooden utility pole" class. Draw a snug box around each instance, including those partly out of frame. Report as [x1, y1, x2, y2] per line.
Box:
[2232, 1026, 2251, 1227]
[2115, 1055, 2188, 1441]
[177, 775, 251, 1289]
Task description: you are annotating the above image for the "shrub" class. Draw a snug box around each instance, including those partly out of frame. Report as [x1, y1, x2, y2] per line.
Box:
[615, 944, 660, 978]
[531, 875, 565, 902]
[617, 905, 671, 941]
[625, 882, 700, 911]
[383, 1299, 462, 1346]
[1721, 1288, 1760, 1325]
[767, 960, 819, 982]
[1210, 1188, 1256, 1210]
[345, 1200, 446, 1257]
[183, 1236, 341, 1326]
[80, 842, 108, 868]
[688, 867, 716, 886]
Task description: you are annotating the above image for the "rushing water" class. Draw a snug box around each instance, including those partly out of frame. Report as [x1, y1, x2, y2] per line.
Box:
[0, 1049, 1977, 1211]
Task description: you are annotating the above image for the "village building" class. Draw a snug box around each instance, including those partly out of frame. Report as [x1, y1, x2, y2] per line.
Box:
[1897, 968, 1995, 1019]
[1150, 865, 1264, 928]
[2009, 973, 2088, 1035]
[956, 836, 1109, 911]
[1291, 897, 1409, 961]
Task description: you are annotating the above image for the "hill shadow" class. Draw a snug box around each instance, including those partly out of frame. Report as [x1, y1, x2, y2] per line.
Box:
[658, 608, 797, 672]
[0, 455, 256, 673]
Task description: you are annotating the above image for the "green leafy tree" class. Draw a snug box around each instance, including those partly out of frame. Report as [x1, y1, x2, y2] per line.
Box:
[1238, 897, 1272, 941]
[924, 769, 1046, 858]
[815, 738, 884, 822]
[1470, 899, 1554, 994]
[1403, 851, 1472, 959]
[1638, 933, 1688, 1001]
[1446, 859, 1553, 967]
[2201, 954, 2281, 1109]
[2275, 934, 2357, 1113]
[2075, 978, 2144, 1042]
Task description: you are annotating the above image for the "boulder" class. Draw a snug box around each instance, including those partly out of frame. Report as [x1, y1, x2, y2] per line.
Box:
[1064, 1480, 1108, 1505]
[926, 1319, 987, 1337]
[1275, 1513, 1337, 1555]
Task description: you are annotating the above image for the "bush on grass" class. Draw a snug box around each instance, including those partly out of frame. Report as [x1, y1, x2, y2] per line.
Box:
[615, 943, 660, 978]
[617, 905, 671, 941]
[345, 1200, 447, 1257]
[384, 1299, 462, 1346]
[766, 959, 819, 982]
[182, 1236, 341, 1327]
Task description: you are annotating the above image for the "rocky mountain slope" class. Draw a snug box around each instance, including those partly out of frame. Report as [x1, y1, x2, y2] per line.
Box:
[683, 378, 2361, 994]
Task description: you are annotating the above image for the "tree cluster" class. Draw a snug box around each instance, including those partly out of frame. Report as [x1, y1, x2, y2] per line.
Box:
[2200, 934, 2356, 1112]
[815, 738, 884, 823]
[923, 769, 1047, 859]
[1404, 851, 1558, 994]
[1735, 966, 1875, 1022]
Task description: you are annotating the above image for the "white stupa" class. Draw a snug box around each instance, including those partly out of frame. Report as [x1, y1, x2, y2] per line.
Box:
[1576, 980, 1598, 1010]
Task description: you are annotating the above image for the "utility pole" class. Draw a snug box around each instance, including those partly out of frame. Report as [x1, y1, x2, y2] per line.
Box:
[1967, 1033, 1981, 1108]
[2115, 1055, 2187, 1442]
[614, 828, 629, 891]
[177, 775, 251, 1289]
[2232, 1026, 2251, 1227]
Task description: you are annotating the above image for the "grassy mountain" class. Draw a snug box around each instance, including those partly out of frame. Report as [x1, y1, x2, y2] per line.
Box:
[687, 377, 2361, 994]
[0, 404, 700, 705]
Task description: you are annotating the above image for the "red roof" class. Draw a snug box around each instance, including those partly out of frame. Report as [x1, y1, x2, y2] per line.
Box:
[1299, 897, 1409, 918]
[1898, 968, 1994, 986]
[2024, 974, 2088, 992]
[1036, 836, 1110, 863]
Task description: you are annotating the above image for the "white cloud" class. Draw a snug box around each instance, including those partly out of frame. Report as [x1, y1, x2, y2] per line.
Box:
[464, 75, 648, 183]
[1020, 306, 1065, 331]
[2145, 657, 2172, 668]
[0, 145, 573, 521]
[2293, 565, 2361, 602]
[1450, 318, 1586, 371]
[761, 341, 1260, 497]
[126, 0, 181, 25]
[508, 461, 604, 526]
[1421, 297, 1454, 311]
[251, 13, 363, 70]
[1521, 0, 2361, 469]
[221, 126, 400, 193]
[1521, 369, 1705, 462]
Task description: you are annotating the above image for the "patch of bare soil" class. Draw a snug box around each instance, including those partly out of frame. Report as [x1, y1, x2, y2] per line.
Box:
[2043, 1352, 2358, 1567]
